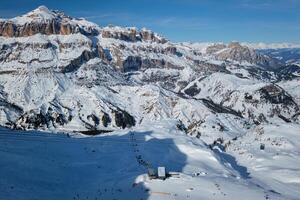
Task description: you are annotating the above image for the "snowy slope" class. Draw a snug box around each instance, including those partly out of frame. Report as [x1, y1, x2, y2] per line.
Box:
[0, 6, 300, 200]
[226, 120, 300, 200]
[0, 121, 290, 200]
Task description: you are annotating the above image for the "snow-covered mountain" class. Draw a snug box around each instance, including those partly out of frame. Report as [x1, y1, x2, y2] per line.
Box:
[1, 6, 299, 132]
[0, 6, 100, 37]
[243, 42, 300, 50]
[0, 6, 300, 200]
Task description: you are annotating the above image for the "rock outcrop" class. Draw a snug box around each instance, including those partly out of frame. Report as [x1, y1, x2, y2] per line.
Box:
[101, 26, 167, 43]
[0, 6, 99, 37]
[258, 84, 298, 106]
[207, 42, 283, 69]
[1, 6, 300, 133]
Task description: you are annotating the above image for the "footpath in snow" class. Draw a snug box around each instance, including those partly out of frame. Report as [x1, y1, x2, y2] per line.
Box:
[0, 121, 290, 200]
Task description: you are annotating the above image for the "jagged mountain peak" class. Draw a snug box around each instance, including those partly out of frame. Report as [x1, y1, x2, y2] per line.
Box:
[27, 5, 53, 16]
[0, 6, 167, 42]
[0, 6, 300, 200]
[207, 41, 252, 53]
[0, 6, 100, 37]
[228, 41, 243, 48]
[9, 5, 98, 27]
[0, 7, 298, 126]
[101, 25, 168, 43]
[10, 6, 58, 25]
[205, 41, 283, 69]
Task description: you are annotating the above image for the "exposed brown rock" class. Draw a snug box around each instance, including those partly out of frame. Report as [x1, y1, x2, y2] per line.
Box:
[0, 20, 98, 37]
[101, 27, 167, 43]
[258, 84, 297, 106]
[140, 29, 167, 43]
[122, 56, 142, 72]
[62, 50, 96, 73]
[0, 22, 15, 37]
[97, 46, 112, 63]
[209, 42, 283, 69]
[206, 44, 226, 54]
[165, 46, 177, 55]
[102, 28, 140, 42]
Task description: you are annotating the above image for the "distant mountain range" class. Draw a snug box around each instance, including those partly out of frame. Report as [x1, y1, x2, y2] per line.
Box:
[0, 6, 299, 132]
[1, 6, 300, 200]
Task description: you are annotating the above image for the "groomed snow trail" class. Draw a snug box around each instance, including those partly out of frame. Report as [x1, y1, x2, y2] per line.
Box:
[0, 122, 286, 200]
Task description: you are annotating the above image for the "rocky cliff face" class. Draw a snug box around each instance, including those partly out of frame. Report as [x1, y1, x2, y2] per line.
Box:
[0, 6, 299, 133]
[206, 42, 283, 69]
[0, 6, 99, 37]
[0, 33, 94, 73]
[1, 7, 300, 200]
[101, 26, 167, 43]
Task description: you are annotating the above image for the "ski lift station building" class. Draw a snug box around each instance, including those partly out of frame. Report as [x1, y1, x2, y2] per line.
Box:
[158, 167, 166, 179]
[147, 166, 166, 180]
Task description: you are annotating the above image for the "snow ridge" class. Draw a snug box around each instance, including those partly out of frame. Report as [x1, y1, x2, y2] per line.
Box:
[0, 6, 300, 200]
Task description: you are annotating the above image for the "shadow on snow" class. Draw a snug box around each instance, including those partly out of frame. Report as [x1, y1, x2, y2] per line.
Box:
[213, 148, 251, 179]
[0, 129, 187, 200]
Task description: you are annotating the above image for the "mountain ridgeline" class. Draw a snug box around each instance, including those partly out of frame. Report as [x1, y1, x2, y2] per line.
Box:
[0, 6, 299, 134]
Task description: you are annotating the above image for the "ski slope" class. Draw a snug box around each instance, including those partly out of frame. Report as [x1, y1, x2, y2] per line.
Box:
[0, 121, 289, 200]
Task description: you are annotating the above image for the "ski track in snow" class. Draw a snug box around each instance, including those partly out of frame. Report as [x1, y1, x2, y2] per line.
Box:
[0, 122, 293, 200]
[0, 6, 300, 200]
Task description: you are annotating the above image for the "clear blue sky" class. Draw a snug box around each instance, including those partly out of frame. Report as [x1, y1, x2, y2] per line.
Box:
[0, 0, 299, 43]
